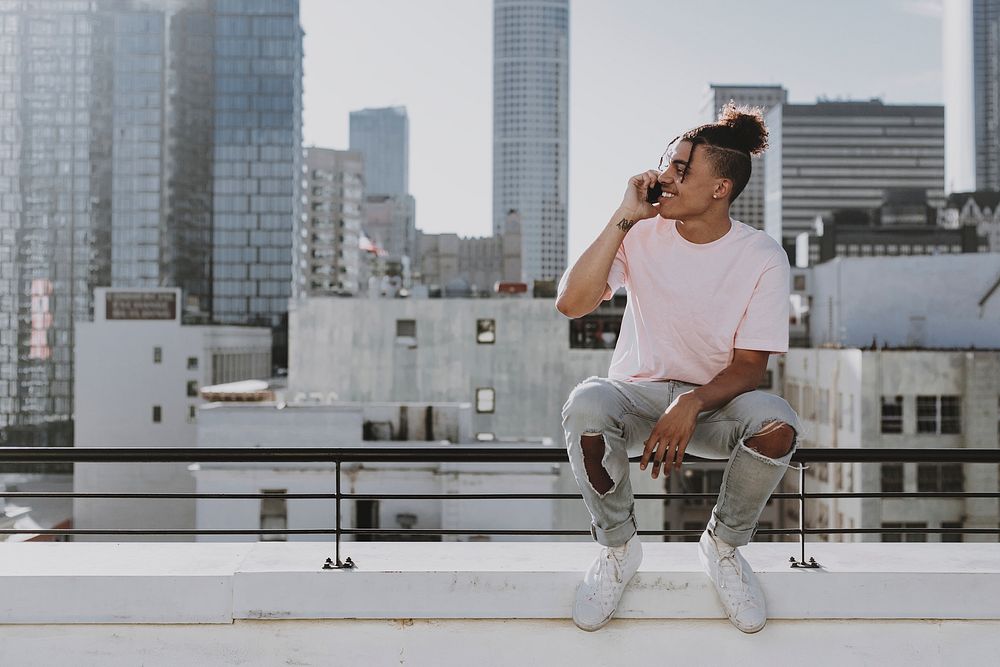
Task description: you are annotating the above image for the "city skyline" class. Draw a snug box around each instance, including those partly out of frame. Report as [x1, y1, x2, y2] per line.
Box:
[301, 0, 943, 263]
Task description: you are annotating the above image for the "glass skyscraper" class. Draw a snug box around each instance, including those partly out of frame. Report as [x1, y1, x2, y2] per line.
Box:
[0, 0, 302, 446]
[349, 106, 408, 198]
[492, 0, 568, 284]
[945, 0, 1000, 192]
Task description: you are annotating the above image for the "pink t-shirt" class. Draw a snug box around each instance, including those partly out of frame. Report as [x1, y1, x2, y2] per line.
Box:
[600, 217, 790, 385]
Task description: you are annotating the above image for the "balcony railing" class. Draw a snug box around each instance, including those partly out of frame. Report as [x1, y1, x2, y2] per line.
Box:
[1, 446, 998, 570]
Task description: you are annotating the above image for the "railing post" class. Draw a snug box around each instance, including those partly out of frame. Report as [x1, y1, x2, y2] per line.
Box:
[790, 463, 820, 569]
[323, 459, 355, 570]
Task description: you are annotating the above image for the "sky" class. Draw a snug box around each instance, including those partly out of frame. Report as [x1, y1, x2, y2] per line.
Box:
[301, 0, 943, 262]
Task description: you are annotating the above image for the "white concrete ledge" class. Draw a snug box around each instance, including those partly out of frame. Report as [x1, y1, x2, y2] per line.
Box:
[1, 542, 999, 624]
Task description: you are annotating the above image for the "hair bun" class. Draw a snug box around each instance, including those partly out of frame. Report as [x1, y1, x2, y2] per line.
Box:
[718, 102, 769, 156]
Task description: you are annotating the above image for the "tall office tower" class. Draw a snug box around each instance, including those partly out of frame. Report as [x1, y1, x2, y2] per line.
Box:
[349, 106, 408, 197]
[764, 100, 945, 263]
[298, 148, 365, 296]
[493, 0, 569, 283]
[702, 85, 788, 231]
[0, 0, 302, 447]
[211, 0, 302, 327]
[944, 0, 999, 192]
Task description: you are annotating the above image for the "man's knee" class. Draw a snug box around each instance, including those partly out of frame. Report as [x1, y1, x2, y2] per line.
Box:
[746, 421, 795, 459]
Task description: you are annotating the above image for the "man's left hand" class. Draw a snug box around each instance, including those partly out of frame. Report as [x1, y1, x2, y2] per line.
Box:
[640, 392, 703, 479]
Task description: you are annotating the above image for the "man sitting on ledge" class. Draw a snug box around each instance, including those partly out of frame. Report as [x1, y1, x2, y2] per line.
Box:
[555, 103, 801, 634]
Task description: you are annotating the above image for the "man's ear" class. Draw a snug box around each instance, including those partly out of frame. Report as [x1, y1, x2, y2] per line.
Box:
[714, 179, 733, 201]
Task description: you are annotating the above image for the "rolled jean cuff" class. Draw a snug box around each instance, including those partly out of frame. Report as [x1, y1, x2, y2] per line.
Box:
[707, 513, 753, 548]
[591, 513, 637, 547]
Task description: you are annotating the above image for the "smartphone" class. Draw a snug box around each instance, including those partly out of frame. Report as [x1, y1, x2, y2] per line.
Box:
[645, 182, 662, 204]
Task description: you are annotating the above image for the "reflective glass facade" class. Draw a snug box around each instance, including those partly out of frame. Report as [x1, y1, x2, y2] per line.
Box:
[211, 0, 301, 326]
[349, 106, 408, 198]
[0, 0, 302, 446]
[493, 0, 568, 283]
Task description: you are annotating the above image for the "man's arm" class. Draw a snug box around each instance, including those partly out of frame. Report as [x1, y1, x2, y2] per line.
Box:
[555, 170, 660, 319]
[683, 349, 769, 412]
[639, 349, 770, 479]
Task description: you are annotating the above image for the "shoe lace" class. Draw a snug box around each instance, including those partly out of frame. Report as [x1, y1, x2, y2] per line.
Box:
[715, 545, 760, 615]
[590, 544, 628, 607]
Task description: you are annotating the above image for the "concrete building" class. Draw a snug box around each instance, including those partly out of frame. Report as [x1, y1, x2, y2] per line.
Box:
[73, 288, 271, 541]
[783, 348, 1000, 543]
[813, 189, 986, 264]
[191, 398, 561, 543]
[298, 148, 364, 297]
[349, 106, 408, 197]
[944, 0, 999, 192]
[764, 100, 945, 262]
[493, 0, 569, 283]
[416, 211, 522, 296]
[941, 191, 1000, 252]
[702, 85, 789, 231]
[806, 254, 1000, 349]
[0, 0, 302, 447]
[364, 193, 417, 263]
[289, 295, 786, 542]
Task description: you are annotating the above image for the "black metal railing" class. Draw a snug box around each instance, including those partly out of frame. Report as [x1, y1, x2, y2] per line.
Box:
[1, 447, 998, 569]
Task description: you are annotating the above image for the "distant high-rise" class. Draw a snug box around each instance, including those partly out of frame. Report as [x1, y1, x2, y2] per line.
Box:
[493, 0, 569, 283]
[944, 0, 999, 192]
[299, 148, 365, 296]
[349, 106, 409, 197]
[702, 85, 788, 230]
[765, 100, 945, 263]
[0, 0, 302, 446]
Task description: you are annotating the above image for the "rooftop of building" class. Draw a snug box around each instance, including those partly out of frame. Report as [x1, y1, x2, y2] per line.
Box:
[0, 541, 997, 663]
[783, 98, 944, 116]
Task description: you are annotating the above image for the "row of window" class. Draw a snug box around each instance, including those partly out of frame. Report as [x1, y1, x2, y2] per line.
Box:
[151, 404, 199, 423]
[881, 395, 961, 434]
[880, 462, 964, 492]
[395, 319, 497, 347]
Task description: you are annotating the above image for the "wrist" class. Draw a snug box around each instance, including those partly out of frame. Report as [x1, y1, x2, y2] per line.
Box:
[611, 208, 638, 233]
[678, 390, 706, 412]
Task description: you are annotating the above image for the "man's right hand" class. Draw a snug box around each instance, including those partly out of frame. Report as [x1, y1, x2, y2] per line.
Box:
[618, 170, 661, 223]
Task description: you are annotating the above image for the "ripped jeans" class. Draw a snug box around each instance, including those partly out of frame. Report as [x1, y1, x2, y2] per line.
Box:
[562, 376, 802, 548]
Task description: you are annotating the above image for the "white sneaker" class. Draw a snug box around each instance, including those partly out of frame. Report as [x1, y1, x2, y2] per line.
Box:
[698, 528, 767, 633]
[572, 533, 643, 632]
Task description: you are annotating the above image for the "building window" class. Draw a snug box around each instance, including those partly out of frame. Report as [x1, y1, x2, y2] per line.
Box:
[682, 521, 704, 542]
[260, 489, 287, 542]
[187, 405, 197, 423]
[917, 395, 962, 435]
[354, 499, 379, 542]
[917, 464, 964, 493]
[940, 396, 961, 434]
[881, 522, 927, 543]
[153, 346, 162, 364]
[755, 521, 773, 543]
[916, 395, 937, 433]
[758, 370, 773, 390]
[792, 275, 806, 291]
[476, 318, 496, 344]
[395, 319, 416, 347]
[187, 356, 199, 370]
[152, 405, 161, 423]
[476, 387, 495, 413]
[880, 463, 903, 493]
[941, 521, 963, 543]
[880, 395, 903, 433]
[186, 380, 198, 397]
